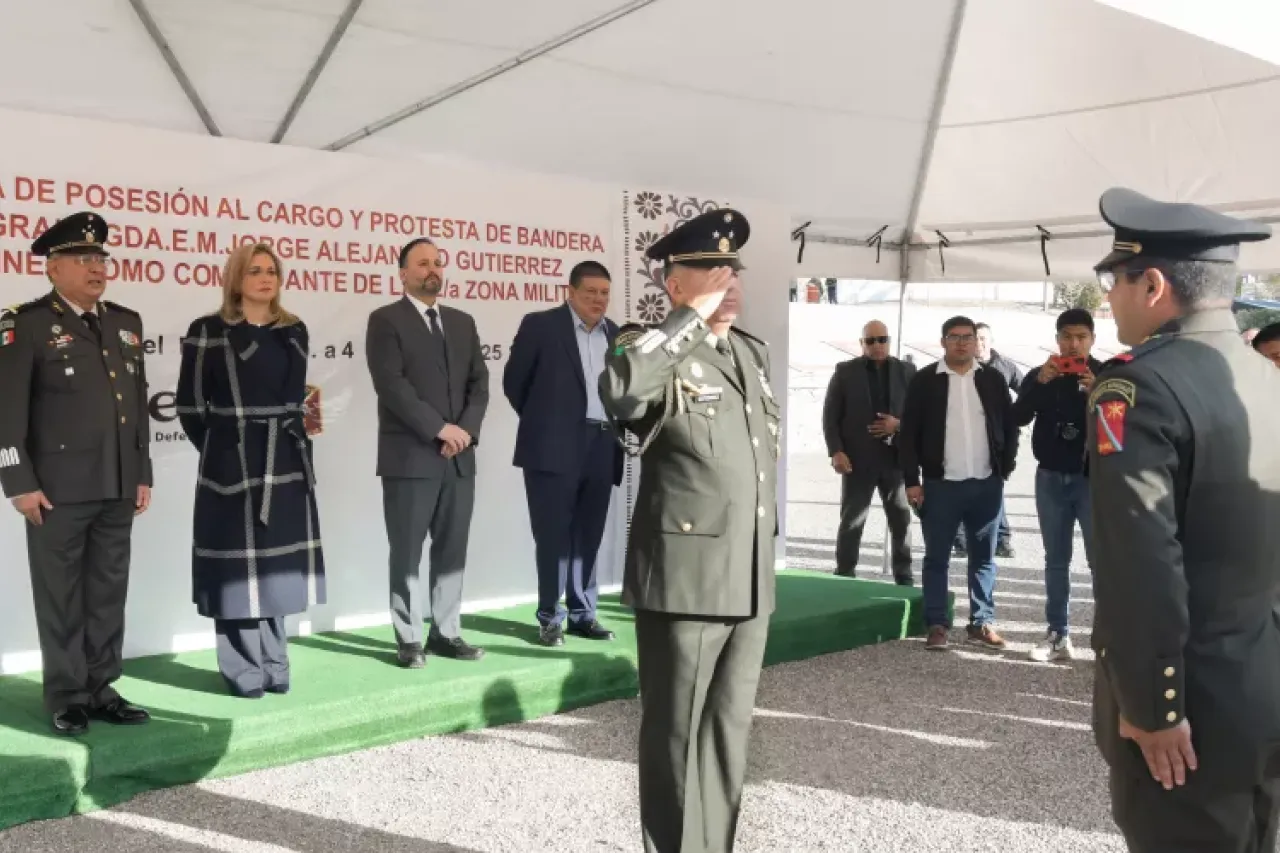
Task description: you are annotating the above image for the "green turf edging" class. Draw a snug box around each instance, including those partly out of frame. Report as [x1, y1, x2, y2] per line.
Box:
[0, 569, 943, 831]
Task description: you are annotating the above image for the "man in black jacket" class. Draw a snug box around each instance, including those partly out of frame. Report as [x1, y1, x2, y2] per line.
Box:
[1013, 309, 1104, 662]
[821, 320, 916, 584]
[901, 316, 1018, 651]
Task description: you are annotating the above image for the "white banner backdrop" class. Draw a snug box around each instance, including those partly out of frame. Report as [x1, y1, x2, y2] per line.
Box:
[0, 107, 791, 674]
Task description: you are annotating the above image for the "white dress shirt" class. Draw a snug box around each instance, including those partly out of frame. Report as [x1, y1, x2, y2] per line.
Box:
[405, 292, 444, 339]
[567, 304, 608, 421]
[939, 360, 992, 481]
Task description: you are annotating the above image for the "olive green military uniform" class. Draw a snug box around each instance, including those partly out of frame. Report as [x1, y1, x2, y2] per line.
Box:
[601, 208, 779, 853]
[0, 235, 152, 717]
[1087, 189, 1280, 852]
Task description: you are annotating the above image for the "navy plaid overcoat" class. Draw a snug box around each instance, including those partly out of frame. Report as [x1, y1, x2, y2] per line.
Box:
[175, 314, 326, 620]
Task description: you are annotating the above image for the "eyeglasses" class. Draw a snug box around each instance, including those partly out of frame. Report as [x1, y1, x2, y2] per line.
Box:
[945, 333, 976, 344]
[862, 336, 890, 345]
[61, 254, 109, 267]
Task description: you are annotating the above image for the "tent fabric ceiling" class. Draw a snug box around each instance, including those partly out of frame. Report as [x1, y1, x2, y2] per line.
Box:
[2, 0, 1279, 281]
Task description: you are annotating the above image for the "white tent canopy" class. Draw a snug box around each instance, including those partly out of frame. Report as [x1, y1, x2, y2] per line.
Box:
[3, 0, 1280, 282]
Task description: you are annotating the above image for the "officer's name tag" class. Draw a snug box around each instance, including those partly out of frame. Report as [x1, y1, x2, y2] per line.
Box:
[693, 386, 723, 403]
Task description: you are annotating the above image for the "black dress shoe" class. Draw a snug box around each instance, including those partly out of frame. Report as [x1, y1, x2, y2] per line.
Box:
[52, 706, 90, 736]
[538, 624, 565, 647]
[996, 542, 1015, 559]
[89, 698, 150, 725]
[426, 632, 485, 661]
[397, 646, 426, 669]
[894, 574, 915, 587]
[567, 620, 615, 641]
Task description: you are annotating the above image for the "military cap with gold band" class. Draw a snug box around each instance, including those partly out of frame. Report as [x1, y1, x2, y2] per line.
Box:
[647, 208, 751, 271]
[1093, 187, 1270, 273]
[30, 211, 111, 257]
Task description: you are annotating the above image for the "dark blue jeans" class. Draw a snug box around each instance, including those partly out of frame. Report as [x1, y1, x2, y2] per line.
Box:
[1034, 468, 1094, 636]
[920, 476, 1003, 628]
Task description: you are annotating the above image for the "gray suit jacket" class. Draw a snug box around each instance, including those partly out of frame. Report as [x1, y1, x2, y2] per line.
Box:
[822, 356, 916, 474]
[365, 297, 490, 479]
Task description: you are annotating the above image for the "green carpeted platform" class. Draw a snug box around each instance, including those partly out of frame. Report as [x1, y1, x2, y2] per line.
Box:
[0, 570, 939, 831]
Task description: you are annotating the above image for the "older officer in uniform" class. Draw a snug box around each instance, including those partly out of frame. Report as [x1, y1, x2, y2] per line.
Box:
[1088, 187, 1280, 851]
[0, 212, 153, 735]
[601, 208, 779, 853]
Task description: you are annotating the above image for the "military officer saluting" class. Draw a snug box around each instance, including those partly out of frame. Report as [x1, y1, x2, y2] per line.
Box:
[600, 209, 780, 853]
[1088, 188, 1280, 851]
[0, 212, 153, 735]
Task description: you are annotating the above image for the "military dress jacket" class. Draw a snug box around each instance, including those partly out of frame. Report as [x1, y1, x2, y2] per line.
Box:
[1087, 308, 1280, 786]
[600, 304, 780, 619]
[0, 290, 152, 505]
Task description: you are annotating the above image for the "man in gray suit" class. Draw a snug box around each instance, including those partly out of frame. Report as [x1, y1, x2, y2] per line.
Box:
[821, 320, 916, 584]
[366, 238, 490, 668]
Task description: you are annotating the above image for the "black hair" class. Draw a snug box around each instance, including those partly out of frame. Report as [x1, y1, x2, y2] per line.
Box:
[398, 237, 436, 269]
[1253, 322, 1280, 351]
[942, 315, 977, 338]
[1122, 258, 1237, 307]
[1056, 308, 1095, 333]
[569, 260, 611, 287]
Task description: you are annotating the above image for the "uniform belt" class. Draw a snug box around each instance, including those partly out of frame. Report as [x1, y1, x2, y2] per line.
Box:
[247, 415, 315, 527]
[585, 419, 611, 430]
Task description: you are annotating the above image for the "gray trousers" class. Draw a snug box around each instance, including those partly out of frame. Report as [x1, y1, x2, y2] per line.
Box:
[215, 617, 288, 696]
[1111, 765, 1279, 852]
[25, 498, 134, 712]
[835, 469, 913, 580]
[382, 470, 475, 647]
[635, 610, 770, 853]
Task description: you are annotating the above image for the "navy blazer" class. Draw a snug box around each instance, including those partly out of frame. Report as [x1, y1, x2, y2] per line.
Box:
[503, 303, 623, 485]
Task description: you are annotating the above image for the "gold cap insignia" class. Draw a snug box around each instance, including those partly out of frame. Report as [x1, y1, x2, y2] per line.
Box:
[718, 237, 730, 253]
[723, 212, 732, 223]
[1114, 240, 1141, 254]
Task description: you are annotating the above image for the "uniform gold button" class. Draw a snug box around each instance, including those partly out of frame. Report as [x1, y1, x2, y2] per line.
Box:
[745, 404, 752, 414]
[109, 371, 116, 379]
[116, 393, 122, 401]
[707, 407, 715, 416]
[1166, 711, 1177, 723]
[1164, 667, 1175, 677]
[752, 437, 759, 447]
[120, 417, 126, 424]
[102, 350, 108, 357]
[681, 522, 692, 532]
[758, 472, 765, 482]
[757, 506, 765, 517]
[1164, 689, 1176, 700]
[1100, 649, 1106, 658]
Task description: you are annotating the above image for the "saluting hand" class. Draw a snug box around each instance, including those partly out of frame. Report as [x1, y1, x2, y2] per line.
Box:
[12, 491, 53, 526]
[1119, 715, 1198, 790]
[135, 485, 151, 517]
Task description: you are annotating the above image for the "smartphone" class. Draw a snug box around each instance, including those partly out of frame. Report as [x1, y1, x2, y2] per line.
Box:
[1050, 355, 1087, 375]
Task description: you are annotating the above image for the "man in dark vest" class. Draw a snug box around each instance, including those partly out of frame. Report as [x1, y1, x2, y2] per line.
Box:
[0, 211, 153, 735]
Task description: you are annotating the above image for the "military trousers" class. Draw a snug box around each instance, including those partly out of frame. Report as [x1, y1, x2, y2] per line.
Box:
[1111, 765, 1279, 852]
[634, 609, 770, 853]
[24, 498, 135, 712]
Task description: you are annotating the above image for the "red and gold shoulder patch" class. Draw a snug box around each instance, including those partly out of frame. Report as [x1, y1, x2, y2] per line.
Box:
[1096, 399, 1128, 455]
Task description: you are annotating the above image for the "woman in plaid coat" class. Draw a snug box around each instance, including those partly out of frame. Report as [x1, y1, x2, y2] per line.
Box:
[176, 242, 326, 698]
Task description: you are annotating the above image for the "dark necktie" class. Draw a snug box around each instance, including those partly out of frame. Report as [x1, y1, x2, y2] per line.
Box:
[82, 311, 101, 344]
[717, 337, 743, 385]
[426, 307, 450, 374]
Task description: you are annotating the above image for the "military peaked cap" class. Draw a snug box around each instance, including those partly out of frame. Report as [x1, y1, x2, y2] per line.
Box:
[30, 211, 110, 257]
[1094, 187, 1270, 272]
[647, 208, 751, 271]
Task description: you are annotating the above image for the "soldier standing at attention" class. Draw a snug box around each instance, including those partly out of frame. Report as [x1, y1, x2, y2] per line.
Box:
[601, 209, 779, 853]
[0, 212, 153, 736]
[1088, 187, 1280, 851]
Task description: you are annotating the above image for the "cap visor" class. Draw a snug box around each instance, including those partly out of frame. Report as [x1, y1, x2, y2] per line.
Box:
[1093, 250, 1129, 272]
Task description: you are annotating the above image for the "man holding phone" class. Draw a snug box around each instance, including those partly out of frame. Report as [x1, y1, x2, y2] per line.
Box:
[1013, 308, 1104, 661]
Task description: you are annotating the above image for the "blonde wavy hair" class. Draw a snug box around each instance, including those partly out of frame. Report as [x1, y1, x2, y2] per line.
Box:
[219, 242, 299, 326]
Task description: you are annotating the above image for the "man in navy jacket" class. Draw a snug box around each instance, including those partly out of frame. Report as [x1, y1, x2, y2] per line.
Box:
[503, 261, 623, 646]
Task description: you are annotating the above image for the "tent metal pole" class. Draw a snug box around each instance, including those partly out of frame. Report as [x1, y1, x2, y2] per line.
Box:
[272, 0, 365, 143]
[325, 0, 660, 151]
[898, 0, 968, 284]
[125, 0, 220, 136]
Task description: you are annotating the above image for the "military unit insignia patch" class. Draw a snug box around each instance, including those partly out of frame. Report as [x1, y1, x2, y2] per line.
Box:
[1096, 400, 1128, 456]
